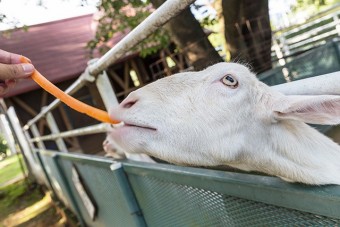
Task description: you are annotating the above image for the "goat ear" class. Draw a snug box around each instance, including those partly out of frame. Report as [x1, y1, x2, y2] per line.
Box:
[273, 95, 340, 125]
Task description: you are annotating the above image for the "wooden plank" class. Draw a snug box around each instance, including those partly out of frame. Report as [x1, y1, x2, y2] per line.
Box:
[109, 69, 125, 89]
[11, 97, 37, 117]
[136, 58, 150, 82]
[58, 105, 81, 150]
[130, 59, 144, 86]
[124, 62, 130, 91]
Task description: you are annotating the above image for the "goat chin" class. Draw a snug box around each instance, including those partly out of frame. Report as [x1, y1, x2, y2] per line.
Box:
[108, 62, 340, 185]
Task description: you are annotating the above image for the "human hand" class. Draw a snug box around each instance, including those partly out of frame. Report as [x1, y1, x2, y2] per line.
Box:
[0, 49, 35, 96]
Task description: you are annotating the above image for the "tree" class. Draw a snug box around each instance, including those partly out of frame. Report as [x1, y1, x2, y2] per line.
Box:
[88, 0, 169, 57]
[149, 0, 222, 70]
[222, 0, 272, 73]
[89, 0, 222, 70]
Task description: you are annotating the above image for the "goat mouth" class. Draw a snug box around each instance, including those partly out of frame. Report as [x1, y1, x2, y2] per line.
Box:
[125, 123, 157, 131]
[113, 122, 157, 131]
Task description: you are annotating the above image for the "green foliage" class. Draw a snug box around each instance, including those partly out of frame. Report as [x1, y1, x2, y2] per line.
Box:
[292, 0, 340, 13]
[87, 0, 171, 57]
[0, 155, 26, 186]
[200, 16, 217, 27]
[191, 3, 217, 27]
[0, 134, 8, 154]
[0, 180, 43, 221]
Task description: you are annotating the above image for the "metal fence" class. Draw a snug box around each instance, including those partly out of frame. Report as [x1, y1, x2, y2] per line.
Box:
[259, 39, 340, 86]
[3, 0, 340, 226]
[33, 150, 340, 227]
[272, 4, 340, 64]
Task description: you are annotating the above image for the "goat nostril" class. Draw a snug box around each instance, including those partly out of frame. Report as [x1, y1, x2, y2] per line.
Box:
[123, 100, 137, 109]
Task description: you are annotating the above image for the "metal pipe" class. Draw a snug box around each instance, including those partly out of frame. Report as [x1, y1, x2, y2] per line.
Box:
[30, 124, 46, 150]
[96, 71, 119, 111]
[46, 112, 68, 152]
[272, 71, 340, 95]
[30, 123, 109, 143]
[89, 0, 195, 76]
[7, 107, 37, 175]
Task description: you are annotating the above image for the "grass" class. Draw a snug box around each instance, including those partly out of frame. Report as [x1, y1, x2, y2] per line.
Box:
[0, 155, 67, 226]
[0, 154, 26, 186]
[0, 180, 66, 227]
[0, 181, 43, 221]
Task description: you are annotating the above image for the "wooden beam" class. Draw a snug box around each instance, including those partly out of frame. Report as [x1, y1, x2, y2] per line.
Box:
[40, 91, 48, 109]
[58, 105, 81, 150]
[160, 50, 171, 76]
[116, 86, 139, 97]
[136, 58, 150, 82]
[11, 97, 37, 117]
[124, 61, 130, 91]
[38, 119, 47, 136]
[109, 69, 125, 89]
[130, 59, 144, 86]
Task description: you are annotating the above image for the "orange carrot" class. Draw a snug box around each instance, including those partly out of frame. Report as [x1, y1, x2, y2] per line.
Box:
[20, 56, 120, 124]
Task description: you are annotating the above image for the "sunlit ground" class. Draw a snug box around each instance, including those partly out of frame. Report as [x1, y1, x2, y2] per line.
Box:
[2, 192, 66, 227]
[0, 155, 26, 187]
[0, 156, 67, 226]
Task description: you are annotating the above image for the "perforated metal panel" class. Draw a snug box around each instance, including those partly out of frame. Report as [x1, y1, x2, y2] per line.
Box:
[127, 174, 340, 227]
[286, 41, 340, 81]
[57, 158, 144, 227]
[37, 151, 340, 227]
[259, 40, 340, 86]
[39, 155, 74, 210]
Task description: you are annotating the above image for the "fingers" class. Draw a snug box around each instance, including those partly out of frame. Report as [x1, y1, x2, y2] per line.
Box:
[0, 63, 35, 80]
[0, 49, 29, 64]
[0, 49, 34, 96]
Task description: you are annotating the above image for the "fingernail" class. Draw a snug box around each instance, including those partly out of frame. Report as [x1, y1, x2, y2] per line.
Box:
[22, 63, 35, 76]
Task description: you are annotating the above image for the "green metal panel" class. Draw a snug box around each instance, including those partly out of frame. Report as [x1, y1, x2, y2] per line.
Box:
[286, 40, 340, 81]
[259, 40, 340, 86]
[54, 154, 145, 227]
[258, 67, 287, 86]
[38, 152, 76, 211]
[124, 161, 340, 226]
[36, 150, 340, 226]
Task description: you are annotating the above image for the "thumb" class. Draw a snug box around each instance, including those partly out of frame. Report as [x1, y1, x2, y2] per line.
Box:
[0, 63, 35, 80]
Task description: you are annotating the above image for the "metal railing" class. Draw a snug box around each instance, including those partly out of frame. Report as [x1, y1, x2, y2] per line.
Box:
[272, 5, 340, 61]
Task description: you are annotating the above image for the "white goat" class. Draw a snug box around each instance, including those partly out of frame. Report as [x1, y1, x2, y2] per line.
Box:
[103, 131, 156, 163]
[108, 62, 340, 185]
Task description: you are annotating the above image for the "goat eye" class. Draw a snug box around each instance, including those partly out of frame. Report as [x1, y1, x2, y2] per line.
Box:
[221, 74, 238, 88]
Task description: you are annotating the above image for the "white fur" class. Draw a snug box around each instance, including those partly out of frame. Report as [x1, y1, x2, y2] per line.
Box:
[108, 62, 340, 185]
[103, 131, 156, 163]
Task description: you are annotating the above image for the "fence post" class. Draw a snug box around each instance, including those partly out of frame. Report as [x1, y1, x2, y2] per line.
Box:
[52, 154, 86, 227]
[6, 107, 37, 178]
[279, 35, 290, 57]
[30, 123, 46, 150]
[35, 151, 58, 193]
[110, 162, 147, 227]
[96, 70, 119, 110]
[333, 14, 340, 36]
[46, 111, 68, 152]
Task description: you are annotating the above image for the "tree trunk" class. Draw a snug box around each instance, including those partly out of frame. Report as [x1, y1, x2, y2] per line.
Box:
[150, 0, 223, 70]
[222, 0, 272, 73]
